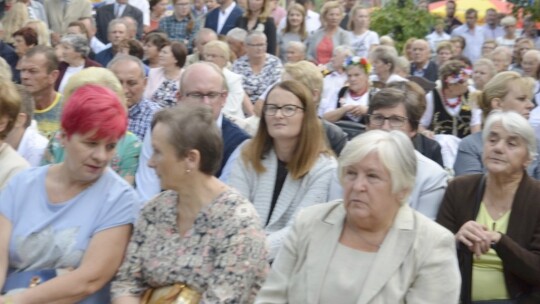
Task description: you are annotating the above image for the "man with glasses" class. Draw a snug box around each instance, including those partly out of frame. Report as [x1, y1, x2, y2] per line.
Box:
[364, 86, 448, 220]
[135, 62, 249, 200]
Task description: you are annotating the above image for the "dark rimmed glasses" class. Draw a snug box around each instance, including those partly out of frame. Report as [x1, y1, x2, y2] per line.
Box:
[263, 104, 305, 117]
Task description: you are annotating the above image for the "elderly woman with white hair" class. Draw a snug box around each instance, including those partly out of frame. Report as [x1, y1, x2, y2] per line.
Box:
[256, 130, 461, 303]
[54, 34, 102, 93]
[438, 110, 540, 303]
[284, 41, 306, 63]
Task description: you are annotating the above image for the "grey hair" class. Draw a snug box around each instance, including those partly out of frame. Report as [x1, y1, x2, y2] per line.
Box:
[338, 130, 417, 203]
[107, 54, 146, 78]
[482, 110, 538, 161]
[60, 34, 90, 57]
[333, 45, 353, 56]
[226, 27, 248, 42]
[369, 45, 398, 73]
[395, 56, 410, 73]
[108, 19, 128, 33]
[286, 41, 306, 52]
[245, 30, 266, 44]
[197, 28, 218, 40]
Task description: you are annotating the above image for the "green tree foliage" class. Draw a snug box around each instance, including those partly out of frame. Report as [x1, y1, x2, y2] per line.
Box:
[511, 0, 540, 21]
[370, 0, 435, 53]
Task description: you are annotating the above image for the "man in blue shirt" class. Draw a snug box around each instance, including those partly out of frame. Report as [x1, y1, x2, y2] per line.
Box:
[108, 55, 160, 141]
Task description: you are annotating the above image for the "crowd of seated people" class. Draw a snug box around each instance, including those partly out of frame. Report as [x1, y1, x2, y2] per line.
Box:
[1, 0, 540, 303]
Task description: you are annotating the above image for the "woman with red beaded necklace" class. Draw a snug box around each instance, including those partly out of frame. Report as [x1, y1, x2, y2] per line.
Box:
[419, 60, 482, 139]
[322, 56, 372, 124]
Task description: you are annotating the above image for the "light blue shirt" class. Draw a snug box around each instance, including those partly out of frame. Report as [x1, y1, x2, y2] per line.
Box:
[451, 24, 485, 64]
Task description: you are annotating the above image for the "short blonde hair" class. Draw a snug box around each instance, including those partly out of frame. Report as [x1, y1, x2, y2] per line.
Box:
[0, 57, 13, 81]
[283, 61, 323, 103]
[204, 40, 231, 63]
[320, 1, 343, 27]
[339, 130, 417, 201]
[63, 67, 126, 107]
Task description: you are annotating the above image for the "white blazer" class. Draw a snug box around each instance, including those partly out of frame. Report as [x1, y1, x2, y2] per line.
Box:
[255, 201, 461, 304]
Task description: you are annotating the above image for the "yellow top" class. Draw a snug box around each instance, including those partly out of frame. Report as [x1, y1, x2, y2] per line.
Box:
[34, 93, 63, 139]
[471, 202, 510, 301]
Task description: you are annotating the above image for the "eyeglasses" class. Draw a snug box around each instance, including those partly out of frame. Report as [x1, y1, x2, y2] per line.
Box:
[263, 104, 304, 117]
[247, 43, 267, 48]
[368, 114, 408, 127]
[184, 91, 226, 101]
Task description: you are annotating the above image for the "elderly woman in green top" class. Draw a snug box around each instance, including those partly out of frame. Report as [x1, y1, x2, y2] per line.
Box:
[437, 111, 540, 303]
[41, 68, 141, 185]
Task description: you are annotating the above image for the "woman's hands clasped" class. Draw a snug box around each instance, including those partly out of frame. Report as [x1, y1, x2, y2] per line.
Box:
[456, 221, 502, 258]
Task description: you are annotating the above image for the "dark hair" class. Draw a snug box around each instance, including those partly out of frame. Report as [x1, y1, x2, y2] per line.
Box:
[24, 45, 59, 73]
[12, 27, 38, 47]
[151, 103, 223, 175]
[118, 39, 144, 59]
[143, 32, 169, 50]
[369, 83, 426, 131]
[164, 41, 188, 68]
[67, 21, 90, 40]
[439, 60, 467, 89]
[466, 8, 478, 17]
[449, 55, 472, 67]
[150, 0, 163, 10]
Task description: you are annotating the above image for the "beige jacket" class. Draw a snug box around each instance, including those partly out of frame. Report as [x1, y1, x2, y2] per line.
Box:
[255, 201, 461, 304]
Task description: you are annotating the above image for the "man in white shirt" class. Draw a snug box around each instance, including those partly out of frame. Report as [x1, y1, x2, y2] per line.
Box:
[451, 8, 484, 64]
[481, 8, 504, 40]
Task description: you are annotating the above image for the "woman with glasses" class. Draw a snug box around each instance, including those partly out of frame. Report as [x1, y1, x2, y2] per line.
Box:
[419, 60, 481, 139]
[228, 80, 337, 261]
[232, 31, 282, 105]
[371, 83, 445, 168]
[256, 130, 460, 303]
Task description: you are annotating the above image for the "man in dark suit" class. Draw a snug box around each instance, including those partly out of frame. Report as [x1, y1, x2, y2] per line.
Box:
[204, 0, 243, 35]
[135, 61, 250, 200]
[410, 39, 438, 83]
[94, 19, 129, 66]
[95, 0, 143, 44]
